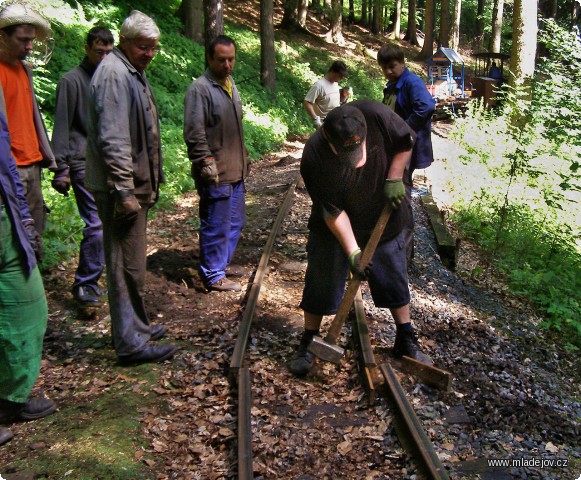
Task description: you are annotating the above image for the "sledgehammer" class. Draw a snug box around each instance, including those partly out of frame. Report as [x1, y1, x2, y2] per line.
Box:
[308, 203, 392, 364]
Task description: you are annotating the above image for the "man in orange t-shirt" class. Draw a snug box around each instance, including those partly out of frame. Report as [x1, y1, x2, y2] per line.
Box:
[0, 4, 55, 237]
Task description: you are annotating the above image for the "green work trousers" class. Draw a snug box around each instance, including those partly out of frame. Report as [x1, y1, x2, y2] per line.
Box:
[0, 207, 47, 403]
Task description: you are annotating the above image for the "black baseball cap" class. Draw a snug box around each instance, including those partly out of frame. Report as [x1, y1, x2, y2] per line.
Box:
[329, 60, 349, 78]
[323, 105, 367, 168]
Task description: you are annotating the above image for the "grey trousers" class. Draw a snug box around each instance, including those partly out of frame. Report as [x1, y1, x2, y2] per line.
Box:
[17, 163, 45, 234]
[94, 193, 154, 356]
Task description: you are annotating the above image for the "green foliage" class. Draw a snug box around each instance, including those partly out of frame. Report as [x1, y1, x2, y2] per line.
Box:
[447, 21, 581, 347]
[31, 0, 384, 269]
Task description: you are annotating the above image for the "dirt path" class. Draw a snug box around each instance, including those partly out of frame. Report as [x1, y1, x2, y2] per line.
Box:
[1, 131, 579, 480]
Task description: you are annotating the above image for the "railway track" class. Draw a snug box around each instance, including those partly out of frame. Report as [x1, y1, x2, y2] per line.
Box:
[229, 170, 452, 479]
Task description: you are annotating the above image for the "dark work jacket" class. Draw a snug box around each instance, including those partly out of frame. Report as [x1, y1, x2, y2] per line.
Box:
[383, 68, 435, 171]
[183, 69, 248, 185]
[52, 58, 95, 174]
[0, 112, 36, 275]
[86, 47, 164, 203]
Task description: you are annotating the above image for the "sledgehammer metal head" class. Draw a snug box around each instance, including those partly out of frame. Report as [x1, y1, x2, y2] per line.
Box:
[308, 336, 344, 364]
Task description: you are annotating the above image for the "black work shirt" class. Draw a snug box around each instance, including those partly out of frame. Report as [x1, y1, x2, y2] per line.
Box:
[300, 100, 415, 243]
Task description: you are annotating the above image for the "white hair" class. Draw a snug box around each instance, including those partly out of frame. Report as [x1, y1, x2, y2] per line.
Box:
[120, 10, 160, 40]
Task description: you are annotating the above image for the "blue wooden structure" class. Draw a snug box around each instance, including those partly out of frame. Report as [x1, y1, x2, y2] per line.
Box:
[426, 47, 465, 98]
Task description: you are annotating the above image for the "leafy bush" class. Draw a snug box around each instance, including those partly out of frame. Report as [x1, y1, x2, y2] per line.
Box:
[446, 20, 581, 347]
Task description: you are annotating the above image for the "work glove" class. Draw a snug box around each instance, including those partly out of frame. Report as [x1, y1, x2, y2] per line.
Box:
[312, 115, 322, 129]
[384, 178, 406, 209]
[51, 169, 71, 197]
[200, 157, 219, 186]
[113, 189, 141, 227]
[22, 219, 42, 263]
[348, 248, 372, 281]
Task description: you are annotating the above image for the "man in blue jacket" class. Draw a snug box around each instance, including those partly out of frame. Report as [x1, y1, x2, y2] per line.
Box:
[377, 44, 435, 261]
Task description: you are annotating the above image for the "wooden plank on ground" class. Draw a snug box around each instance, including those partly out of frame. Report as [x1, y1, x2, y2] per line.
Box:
[420, 194, 457, 270]
[400, 356, 453, 392]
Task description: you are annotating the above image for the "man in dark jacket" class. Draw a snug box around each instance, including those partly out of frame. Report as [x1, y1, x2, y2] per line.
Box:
[377, 44, 436, 261]
[184, 35, 249, 292]
[0, 111, 55, 443]
[0, 3, 56, 238]
[86, 10, 176, 365]
[51, 26, 114, 307]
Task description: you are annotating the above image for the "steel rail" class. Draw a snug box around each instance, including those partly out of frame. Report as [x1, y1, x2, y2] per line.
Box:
[380, 363, 450, 480]
[229, 177, 300, 479]
[351, 289, 450, 476]
[350, 286, 380, 405]
[229, 174, 300, 377]
[237, 367, 253, 479]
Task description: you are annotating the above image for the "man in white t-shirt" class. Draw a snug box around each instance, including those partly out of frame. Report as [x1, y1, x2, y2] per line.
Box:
[304, 60, 349, 129]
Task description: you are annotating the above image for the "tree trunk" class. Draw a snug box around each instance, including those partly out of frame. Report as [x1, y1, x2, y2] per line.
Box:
[383, 3, 391, 31]
[348, 0, 355, 23]
[488, 0, 504, 52]
[261, 0, 276, 92]
[329, 0, 344, 43]
[404, 0, 419, 46]
[372, 0, 382, 33]
[361, 0, 368, 25]
[280, 0, 300, 30]
[475, 0, 486, 51]
[449, 0, 462, 50]
[178, 0, 204, 44]
[298, 0, 308, 26]
[418, 0, 436, 59]
[312, 0, 321, 8]
[509, 0, 537, 92]
[204, 0, 223, 49]
[439, 0, 450, 46]
[390, 0, 401, 38]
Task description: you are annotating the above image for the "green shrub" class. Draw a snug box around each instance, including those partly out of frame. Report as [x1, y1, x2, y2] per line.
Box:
[446, 20, 581, 347]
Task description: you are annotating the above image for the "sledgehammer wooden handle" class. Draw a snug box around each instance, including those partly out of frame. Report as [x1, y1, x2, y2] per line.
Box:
[324, 204, 392, 345]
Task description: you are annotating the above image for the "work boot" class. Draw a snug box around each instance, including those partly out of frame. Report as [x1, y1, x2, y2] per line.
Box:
[118, 344, 178, 366]
[0, 427, 13, 446]
[393, 330, 433, 366]
[0, 397, 56, 424]
[288, 350, 315, 376]
[150, 324, 166, 341]
[288, 330, 317, 376]
[208, 277, 242, 292]
[72, 285, 104, 307]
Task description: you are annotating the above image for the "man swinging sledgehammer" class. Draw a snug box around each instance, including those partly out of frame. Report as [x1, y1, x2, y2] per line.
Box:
[289, 100, 433, 376]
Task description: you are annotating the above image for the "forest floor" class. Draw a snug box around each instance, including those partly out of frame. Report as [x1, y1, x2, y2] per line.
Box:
[0, 124, 579, 480]
[1, 3, 580, 479]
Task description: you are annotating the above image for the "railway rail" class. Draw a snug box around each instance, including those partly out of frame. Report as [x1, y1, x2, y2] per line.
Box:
[228, 176, 452, 479]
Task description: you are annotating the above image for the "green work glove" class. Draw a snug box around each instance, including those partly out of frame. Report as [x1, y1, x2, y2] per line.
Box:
[348, 248, 372, 281]
[384, 178, 405, 209]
